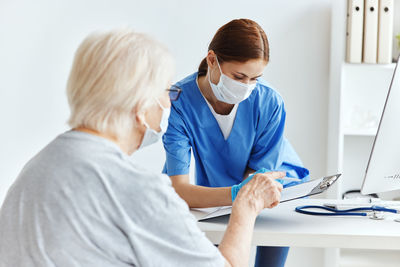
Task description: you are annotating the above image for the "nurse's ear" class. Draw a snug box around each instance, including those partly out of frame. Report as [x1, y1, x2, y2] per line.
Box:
[206, 50, 221, 85]
[206, 50, 218, 70]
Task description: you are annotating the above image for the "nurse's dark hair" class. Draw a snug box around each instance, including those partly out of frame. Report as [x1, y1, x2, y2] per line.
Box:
[198, 18, 269, 76]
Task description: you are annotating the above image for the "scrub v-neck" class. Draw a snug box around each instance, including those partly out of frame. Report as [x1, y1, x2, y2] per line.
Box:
[195, 76, 244, 144]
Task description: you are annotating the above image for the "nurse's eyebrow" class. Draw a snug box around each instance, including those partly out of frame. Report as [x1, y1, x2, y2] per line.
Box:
[235, 72, 263, 79]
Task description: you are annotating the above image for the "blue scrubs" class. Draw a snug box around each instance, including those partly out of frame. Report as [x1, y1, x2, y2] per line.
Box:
[162, 73, 309, 267]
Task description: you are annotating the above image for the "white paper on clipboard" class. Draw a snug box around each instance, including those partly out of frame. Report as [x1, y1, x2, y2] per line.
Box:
[191, 174, 341, 221]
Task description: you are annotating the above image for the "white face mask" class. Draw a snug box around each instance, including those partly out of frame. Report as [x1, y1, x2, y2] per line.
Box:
[208, 56, 257, 104]
[139, 100, 170, 149]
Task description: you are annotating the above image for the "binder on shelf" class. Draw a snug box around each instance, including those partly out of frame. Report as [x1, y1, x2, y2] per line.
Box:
[377, 0, 394, 64]
[363, 0, 379, 63]
[346, 0, 364, 63]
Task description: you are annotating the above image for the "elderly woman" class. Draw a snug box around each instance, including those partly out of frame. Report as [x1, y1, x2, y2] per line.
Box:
[0, 29, 283, 267]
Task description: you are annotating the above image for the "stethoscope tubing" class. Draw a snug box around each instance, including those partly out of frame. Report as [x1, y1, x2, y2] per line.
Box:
[295, 205, 399, 216]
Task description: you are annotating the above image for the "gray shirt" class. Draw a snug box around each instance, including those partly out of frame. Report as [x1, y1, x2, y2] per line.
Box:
[0, 131, 224, 267]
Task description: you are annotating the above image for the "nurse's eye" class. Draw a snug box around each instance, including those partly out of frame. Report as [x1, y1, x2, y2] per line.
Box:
[233, 75, 244, 80]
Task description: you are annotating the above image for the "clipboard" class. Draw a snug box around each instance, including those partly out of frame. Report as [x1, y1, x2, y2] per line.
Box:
[191, 174, 341, 221]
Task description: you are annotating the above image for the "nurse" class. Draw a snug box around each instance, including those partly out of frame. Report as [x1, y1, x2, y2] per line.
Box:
[163, 19, 309, 267]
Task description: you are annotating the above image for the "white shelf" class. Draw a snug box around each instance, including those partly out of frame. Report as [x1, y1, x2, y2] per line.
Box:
[341, 63, 393, 141]
[342, 128, 376, 137]
[343, 62, 396, 71]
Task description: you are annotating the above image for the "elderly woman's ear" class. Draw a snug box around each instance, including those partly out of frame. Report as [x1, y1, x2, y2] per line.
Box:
[132, 104, 146, 130]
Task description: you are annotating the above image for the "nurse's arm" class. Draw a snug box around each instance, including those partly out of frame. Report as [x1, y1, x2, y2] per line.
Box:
[169, 174, 232, 208]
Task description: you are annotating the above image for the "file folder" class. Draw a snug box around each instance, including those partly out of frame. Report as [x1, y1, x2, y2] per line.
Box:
[378, 0, 394, 64]
[346, 0, 364, 63]
[363, 0, 379, 63]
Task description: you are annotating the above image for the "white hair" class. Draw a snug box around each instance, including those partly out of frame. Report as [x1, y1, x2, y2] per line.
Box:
[66, 28, 174, 139]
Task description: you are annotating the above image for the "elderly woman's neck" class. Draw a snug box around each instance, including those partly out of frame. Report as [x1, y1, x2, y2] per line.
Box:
[74, 127, 141, 155]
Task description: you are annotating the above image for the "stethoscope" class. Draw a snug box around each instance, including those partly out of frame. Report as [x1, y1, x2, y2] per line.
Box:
[295, 205, 400, 220]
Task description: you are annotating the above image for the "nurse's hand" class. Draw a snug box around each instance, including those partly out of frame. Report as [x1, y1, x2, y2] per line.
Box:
[233, 171, 284, 214]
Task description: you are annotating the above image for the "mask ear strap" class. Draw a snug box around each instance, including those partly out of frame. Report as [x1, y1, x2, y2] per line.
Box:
[208, 54, 223, 86]
[143, 121, 150, 129]
[136, 109, 149, 130]
[215, 55, 223, 73]
[156, 99, 167, 110]
[209, 55, 223, 85]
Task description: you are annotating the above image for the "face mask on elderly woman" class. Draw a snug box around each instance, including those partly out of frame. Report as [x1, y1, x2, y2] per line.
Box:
[139, 100, 170, 149]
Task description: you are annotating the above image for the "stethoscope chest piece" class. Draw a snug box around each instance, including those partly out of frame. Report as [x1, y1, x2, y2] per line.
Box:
[369, 211, 385, 220]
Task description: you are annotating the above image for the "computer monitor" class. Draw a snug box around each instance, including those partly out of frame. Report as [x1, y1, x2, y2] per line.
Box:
[361, 56, 400, 195]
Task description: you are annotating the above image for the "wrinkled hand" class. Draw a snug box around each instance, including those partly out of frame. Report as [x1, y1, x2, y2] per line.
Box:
[233, 171, 284, 215]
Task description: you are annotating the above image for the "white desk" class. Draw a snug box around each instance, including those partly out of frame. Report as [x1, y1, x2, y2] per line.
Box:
[194, 199, 400, 250]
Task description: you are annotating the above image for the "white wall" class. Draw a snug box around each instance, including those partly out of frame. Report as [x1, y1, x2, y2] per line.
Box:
[0, 1, 331, 266]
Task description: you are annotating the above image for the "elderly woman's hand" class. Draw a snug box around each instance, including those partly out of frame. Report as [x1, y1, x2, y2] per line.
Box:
[233, 171, 285, 216]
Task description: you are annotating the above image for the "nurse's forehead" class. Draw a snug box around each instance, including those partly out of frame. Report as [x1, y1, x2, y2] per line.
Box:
[222, 59, 266, 77]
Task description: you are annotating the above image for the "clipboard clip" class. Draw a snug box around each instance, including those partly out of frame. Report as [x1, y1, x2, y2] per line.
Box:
[319, 175, 340, 190]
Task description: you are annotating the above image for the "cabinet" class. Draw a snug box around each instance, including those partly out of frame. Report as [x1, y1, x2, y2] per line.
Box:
[326, 1, 399, 266]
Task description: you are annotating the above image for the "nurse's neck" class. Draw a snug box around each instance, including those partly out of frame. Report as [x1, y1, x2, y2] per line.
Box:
[197, 74, 235, 115]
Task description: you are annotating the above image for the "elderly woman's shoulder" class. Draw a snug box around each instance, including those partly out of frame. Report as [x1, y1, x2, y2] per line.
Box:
[13, 130, 174, 207]
[20, 131, 167, 192]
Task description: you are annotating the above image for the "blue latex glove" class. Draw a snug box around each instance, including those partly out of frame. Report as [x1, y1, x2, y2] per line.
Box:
[231, 168, 283, 202]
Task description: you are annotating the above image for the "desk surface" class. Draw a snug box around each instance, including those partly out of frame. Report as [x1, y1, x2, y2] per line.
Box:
[195, 199, 400, 250]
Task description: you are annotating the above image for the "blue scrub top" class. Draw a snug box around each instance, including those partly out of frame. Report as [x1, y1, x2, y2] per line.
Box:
[162, 73, 309, 188]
